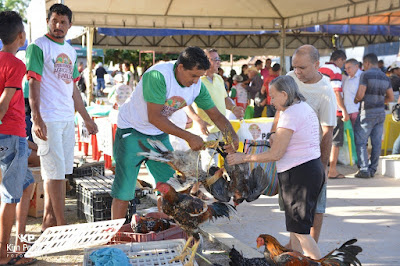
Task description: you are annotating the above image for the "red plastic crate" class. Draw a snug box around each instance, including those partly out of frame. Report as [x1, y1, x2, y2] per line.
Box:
[110, 212, 187, 243]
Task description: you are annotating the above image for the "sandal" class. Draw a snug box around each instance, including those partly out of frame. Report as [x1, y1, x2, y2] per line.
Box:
[0, 254, 37, 266]
[190, 190, 210, 200]
[328, 174, 346, 179]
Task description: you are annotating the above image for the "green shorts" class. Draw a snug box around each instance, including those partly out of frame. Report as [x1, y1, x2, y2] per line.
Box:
[111, 127, 175, 201]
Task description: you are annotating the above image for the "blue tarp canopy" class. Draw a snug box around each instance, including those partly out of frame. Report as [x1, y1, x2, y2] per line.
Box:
[98, 28, 275, 37]
[299, 25, 400, 36]
[98, 25, 400, 37]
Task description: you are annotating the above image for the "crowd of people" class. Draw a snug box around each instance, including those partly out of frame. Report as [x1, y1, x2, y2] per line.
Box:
[1, 2, 400, 265]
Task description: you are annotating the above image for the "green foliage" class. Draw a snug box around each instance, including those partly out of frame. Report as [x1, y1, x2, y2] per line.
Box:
[0, 0, 30, 21]
[104, 48, 248, 68]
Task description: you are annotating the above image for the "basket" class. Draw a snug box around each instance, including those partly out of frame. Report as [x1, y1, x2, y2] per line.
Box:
[83, 239, 197, 266]
[111, 212, 187, 244]
[68, 162, 105, 196]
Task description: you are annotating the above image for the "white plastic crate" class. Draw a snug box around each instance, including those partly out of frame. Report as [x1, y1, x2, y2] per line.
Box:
[83, 239, 198, 266]
[25, 219, 125, 258]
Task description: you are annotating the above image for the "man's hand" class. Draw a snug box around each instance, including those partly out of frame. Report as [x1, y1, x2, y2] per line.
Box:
[186, 134, 205, 151]
[194, 119, 210, 136]
[342, 111, 350, 122]
[232, 106, 244, 119]
[84, 119, 98, 135]
[33, 118, 47, 141]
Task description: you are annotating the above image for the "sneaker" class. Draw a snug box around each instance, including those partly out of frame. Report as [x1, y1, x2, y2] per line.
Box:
[355, 170, 371, 179]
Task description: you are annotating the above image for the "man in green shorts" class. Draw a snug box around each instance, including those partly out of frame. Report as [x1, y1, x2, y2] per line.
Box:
[111, 47, 238, 219]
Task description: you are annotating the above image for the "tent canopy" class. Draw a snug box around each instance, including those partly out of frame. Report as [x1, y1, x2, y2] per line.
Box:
[46, 0, 400, 30]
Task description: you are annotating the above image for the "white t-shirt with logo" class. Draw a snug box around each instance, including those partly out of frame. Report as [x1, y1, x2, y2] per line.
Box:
[26, 35, 79, 122]
[117, 61, 214, 135]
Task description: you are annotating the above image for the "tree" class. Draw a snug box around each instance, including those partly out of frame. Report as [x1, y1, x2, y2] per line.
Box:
[0, 0, 30, 21]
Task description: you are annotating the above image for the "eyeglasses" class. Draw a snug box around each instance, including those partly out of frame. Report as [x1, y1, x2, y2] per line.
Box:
[210, 57, 221, 62]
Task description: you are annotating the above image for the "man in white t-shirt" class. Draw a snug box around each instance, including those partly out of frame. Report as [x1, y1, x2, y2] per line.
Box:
[343, 59, 362, 127]
[272, 45, 336, 248]
[26, 4, 98, 231]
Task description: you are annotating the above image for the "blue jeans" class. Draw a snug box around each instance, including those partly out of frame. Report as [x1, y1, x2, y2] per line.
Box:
[393, 134, 400, 154]
[354, 110, 386, 175]
[0, 134, 34, 203]
[96, 78, 105, 92]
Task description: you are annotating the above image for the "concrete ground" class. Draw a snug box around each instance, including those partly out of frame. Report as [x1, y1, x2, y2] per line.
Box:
[140, 163, 400, 265]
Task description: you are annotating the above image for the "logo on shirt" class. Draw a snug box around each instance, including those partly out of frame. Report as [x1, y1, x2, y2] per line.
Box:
[53, 53, 73, 84]
[161, 96, 187, 117]
[248, 124, 261, 140]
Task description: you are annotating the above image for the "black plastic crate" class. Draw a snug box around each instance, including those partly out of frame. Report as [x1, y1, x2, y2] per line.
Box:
[73, 162, 105, 178]
[75, 175, 138, 223]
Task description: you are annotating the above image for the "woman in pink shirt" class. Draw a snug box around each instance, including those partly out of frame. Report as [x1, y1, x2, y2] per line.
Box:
[227, 75, 324, 260]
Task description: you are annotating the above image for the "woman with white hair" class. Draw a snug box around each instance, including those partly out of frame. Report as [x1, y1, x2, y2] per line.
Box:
[226, 75, 324, 259]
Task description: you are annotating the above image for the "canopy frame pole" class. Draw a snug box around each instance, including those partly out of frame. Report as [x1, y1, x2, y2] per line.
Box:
[280, 18, 287, 74]
[86, 26, 95, 105]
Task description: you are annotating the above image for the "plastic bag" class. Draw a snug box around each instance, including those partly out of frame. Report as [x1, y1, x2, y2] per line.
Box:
[243, 140, 278, 196]
[338, 120, 358, 165]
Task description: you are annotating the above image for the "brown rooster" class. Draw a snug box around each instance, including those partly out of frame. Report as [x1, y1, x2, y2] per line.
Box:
[256, 234, 362, 266]
[130, 214, 171, 234]
[155, 182, 236, 266]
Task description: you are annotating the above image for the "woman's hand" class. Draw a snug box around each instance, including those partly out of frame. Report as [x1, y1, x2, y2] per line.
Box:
[226, 152, 247, 165]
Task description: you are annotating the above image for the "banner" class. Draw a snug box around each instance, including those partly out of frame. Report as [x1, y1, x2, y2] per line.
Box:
[95, 118, 113, 156]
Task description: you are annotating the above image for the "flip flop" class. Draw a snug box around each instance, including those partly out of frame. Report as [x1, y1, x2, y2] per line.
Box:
[328, 174, 346, 179]
[0, 254, 37, 266]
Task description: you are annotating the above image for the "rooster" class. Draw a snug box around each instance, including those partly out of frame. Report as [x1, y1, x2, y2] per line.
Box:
[137, 139, 218, 192]
[228, 246, 270, 266]
[130, 214, 171, 234]
[155, 182, 236, 266]
[256, 234, 362, 266]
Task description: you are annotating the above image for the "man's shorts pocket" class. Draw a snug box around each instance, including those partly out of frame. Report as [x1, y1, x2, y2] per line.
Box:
[32, 133, 50, 156]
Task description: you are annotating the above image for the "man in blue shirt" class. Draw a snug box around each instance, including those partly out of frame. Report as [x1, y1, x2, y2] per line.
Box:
[354, 53, 394, 178]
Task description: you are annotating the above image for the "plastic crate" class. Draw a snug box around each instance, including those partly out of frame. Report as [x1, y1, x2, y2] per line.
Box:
[73, 162, 105, 178]
[83, 239, 197, 266]
[75, 175, 137, 222]
[111, 212, 187, 244]
[68, 162, 105, 197]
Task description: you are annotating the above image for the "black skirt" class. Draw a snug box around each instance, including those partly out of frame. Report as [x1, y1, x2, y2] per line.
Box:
[278, 158, 325, 234]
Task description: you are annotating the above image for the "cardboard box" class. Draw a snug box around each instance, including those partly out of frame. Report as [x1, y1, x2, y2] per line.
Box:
[28, 168, 66, 218]
[28, 182, 44, 218]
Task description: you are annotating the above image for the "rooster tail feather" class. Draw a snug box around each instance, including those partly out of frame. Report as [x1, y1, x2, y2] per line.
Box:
[323, 239, 362, 266]
[147, 139, 169, 153]
[210, 202, 237, 220]
[228, 247, 245, 266]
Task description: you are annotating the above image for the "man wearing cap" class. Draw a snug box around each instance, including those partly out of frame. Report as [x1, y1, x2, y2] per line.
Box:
[388, 61, 400, 102]
[186, 48, 244, 164]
